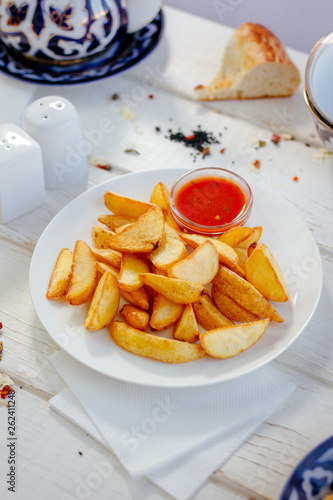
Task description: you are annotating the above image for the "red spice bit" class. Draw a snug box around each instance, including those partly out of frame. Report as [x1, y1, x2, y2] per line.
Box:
[0, 322, 2, 329]
[220, 148, 225, 153]
[253, 160, 260, 169]
[185, 134, 195, 140]
[148, 94, 154, 99]
[96, 163, 112, 171]
[0, 385, 13, 399]
[271, 133, 281, 144]
[78, 451, 83, 456]
[293, 176, 299, 182]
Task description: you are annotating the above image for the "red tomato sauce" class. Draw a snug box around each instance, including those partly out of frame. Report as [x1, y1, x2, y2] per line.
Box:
[175, 177, 247, 226]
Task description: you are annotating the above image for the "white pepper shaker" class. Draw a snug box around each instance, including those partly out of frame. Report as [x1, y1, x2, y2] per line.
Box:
[23, 96, 88, 189]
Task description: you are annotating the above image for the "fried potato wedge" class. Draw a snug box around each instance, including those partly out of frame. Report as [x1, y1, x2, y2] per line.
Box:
[238, 226, 262, 249]
[218, 227, 254, 247]
[97, 214, 136, 231]
[110, 321, 206, 363]
[245, 243, 289, 302]
[96, 262, 150, 310]
[118, 253, 150, 291]
[193, 291, 233, 330]
[150, 293, 184, 330]
[139, 273, 204, 304]
[120, 304, 150, 331]
[211, 284, 259, 323]
[148, 223, 188, 271]
[84, 271, 120, 330]
[108, 205, 164, 253]
[173, 303, 200, 343]
[91, 225, 116, 249]
[96, 261, 120, 279]
[234, 247, 248, 273]
[168, 240, 219, 285]
[179, 232, 238, 269]
[46, 248, 73, 300]
[120, 288, 150, 311]
[200, 319, 270, 358]
[213, 266, 283, 322]
[66, 240, 98, 305]
[104, 190, 154, 218]
[90, 247, 121, 269]
[150, 181, 180, 230]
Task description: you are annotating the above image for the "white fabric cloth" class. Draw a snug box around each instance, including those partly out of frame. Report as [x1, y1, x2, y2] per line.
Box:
[49, 350, 295, 500]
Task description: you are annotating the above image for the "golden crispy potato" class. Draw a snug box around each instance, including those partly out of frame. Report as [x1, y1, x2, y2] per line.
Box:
[173, 303, 200, 343]
[46, 248, 73, 300]
[104, 190, 154, 218]
[179, 232, 238, 269]
[90, 247, 121, 269]
[238, 226, 262, 249]
[193, 291, 233, 330]
[118, 253, 150, 291]
[91, 225, 116, 249]
[148, 223, 188, 271]
[213, 266, 283, 322]
[84, 271, 120, 330]
[96, 261, 150, 310]
[234, 247, 248, 273]
[66, 240, 98, 305]
[97, 214, 136, 231]
[168, 240, 219, 285]
[108, 205, 164, 253]
[110, 321, 206, 363]
[200, 319, 270, 358]
[245, 243, 289, 302]
[139, 273, 204, 304]
[96, 261, 119, 279]
[150, 293, 184, 330]
[120, 304, 150, 331]
[211, 284, 259, 323]
[218, 227, 254, 247]
[150, 181, 180, 230]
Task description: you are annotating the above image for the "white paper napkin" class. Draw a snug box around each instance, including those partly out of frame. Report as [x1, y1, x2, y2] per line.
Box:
[49, 350, 295, 500]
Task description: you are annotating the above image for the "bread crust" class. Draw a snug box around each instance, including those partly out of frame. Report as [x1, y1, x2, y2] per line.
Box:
[195, 23, 300, 101]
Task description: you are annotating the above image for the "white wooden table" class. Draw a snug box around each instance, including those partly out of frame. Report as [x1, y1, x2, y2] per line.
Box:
[0, 7, 332, 500]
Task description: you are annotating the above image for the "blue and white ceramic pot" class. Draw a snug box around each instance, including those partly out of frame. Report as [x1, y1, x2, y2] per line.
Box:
[0, 0, 161, 65]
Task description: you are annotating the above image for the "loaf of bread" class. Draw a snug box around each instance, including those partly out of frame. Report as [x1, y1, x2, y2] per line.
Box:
[194, 23, 300, 100]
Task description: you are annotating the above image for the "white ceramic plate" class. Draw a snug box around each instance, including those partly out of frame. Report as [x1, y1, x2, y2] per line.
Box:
[30, 168, 323, 387]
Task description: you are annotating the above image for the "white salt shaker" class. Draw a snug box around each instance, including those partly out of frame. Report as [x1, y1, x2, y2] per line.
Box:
[23, 96, 88, 189]
[0, 123, 45, 224]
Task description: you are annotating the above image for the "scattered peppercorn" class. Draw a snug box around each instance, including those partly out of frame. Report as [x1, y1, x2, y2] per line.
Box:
[155, 126, 161, 132]
[253, 160, 260, 169]
[271, 134, 281, 144]
[78, 451, 83, 456]
[305, 143, 310, 147]
[110, 93, 120, 100]
[166, 128, 220, 160]
[293, 176, 299, 182]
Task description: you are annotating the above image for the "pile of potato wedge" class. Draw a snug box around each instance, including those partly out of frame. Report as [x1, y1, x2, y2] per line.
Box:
[46, 181, 289, 364]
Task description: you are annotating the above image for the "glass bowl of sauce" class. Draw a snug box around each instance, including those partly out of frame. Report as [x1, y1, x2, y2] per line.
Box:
[170, 168, 253, 236]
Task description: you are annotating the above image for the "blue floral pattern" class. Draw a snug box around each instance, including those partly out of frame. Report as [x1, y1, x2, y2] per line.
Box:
[0, 11, 163, 84]
[280, 437, 333, 500]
